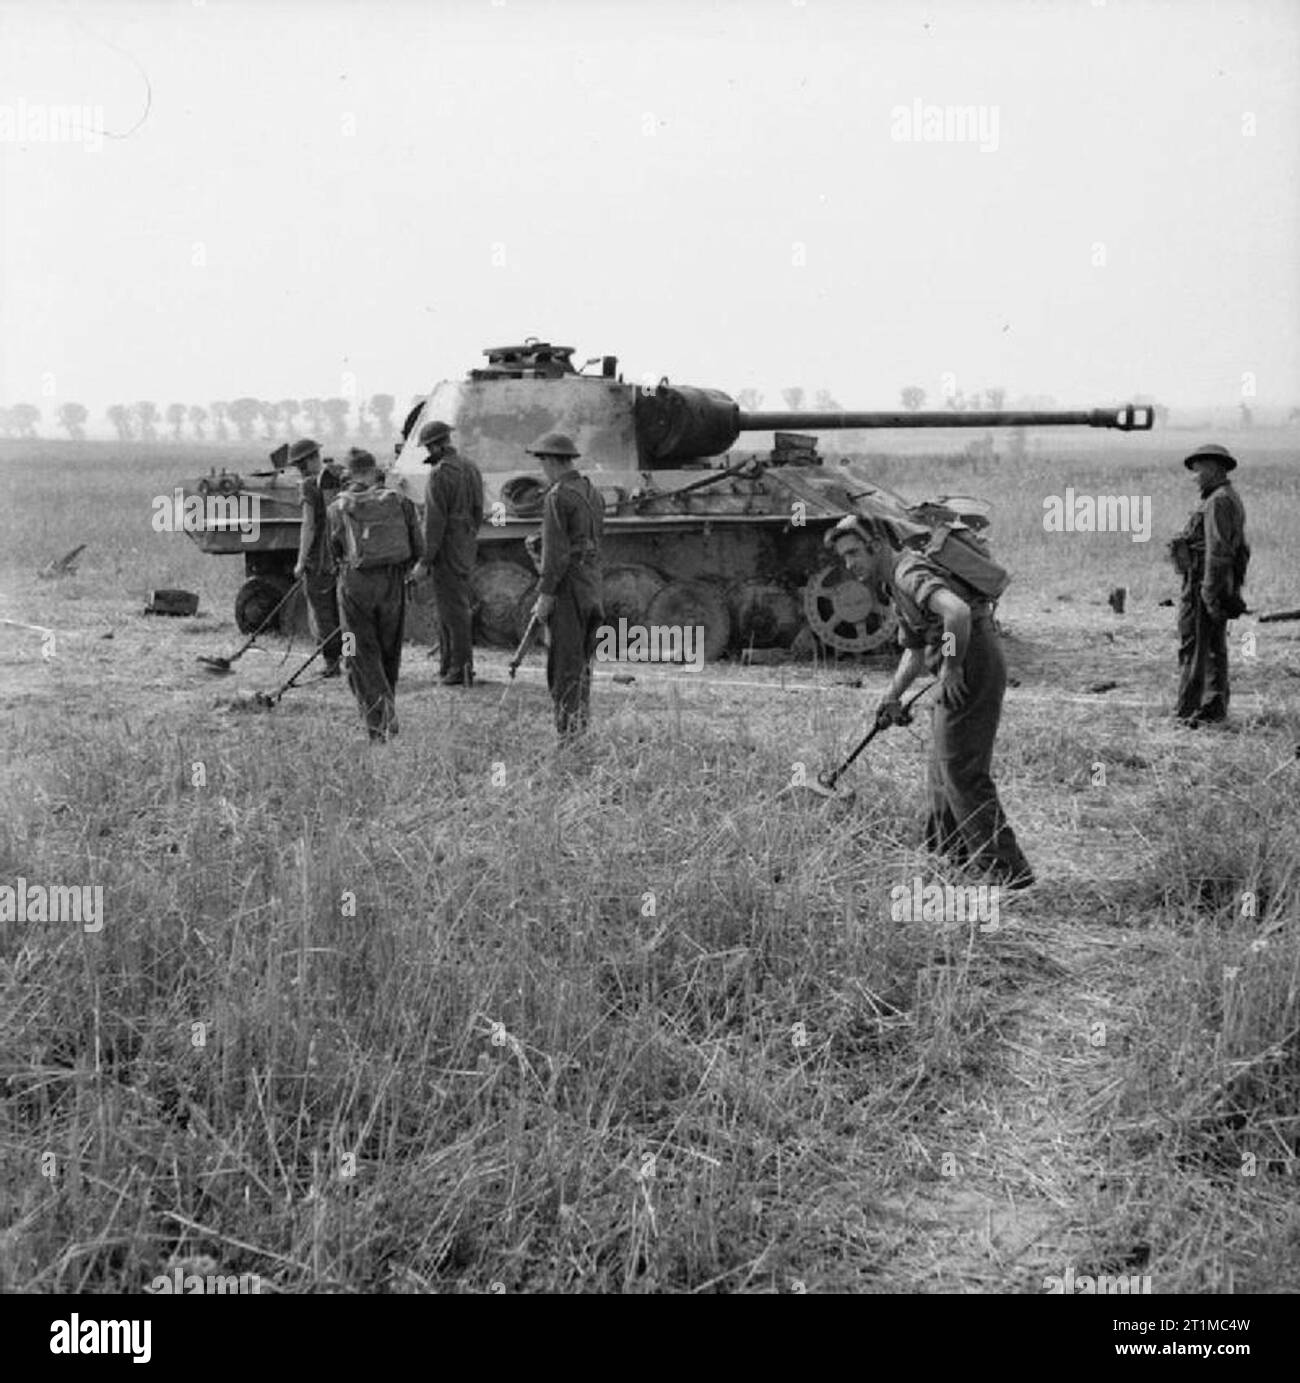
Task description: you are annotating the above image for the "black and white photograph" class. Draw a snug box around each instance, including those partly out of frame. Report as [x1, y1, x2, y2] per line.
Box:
[2, 0, 1298, 1324]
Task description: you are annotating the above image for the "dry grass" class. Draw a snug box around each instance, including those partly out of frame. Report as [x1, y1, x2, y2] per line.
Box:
[1, 435, 1298, 1293]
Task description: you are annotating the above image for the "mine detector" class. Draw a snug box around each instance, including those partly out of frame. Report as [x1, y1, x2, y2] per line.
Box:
[182, 340, 1153, 659]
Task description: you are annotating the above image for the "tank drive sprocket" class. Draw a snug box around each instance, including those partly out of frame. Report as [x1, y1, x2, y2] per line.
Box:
[801, 563, 897, 654]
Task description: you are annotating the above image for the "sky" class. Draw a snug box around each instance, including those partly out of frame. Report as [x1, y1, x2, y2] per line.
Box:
[1, 0, 1298, 427]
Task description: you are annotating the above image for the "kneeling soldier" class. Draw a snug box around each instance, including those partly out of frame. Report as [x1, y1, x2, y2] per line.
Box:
[528, 432, 604, 740]
[327, 448, 424, 742]
[827, 514, 1034, 889]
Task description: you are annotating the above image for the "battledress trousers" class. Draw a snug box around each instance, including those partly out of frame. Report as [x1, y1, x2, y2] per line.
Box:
[924, 613, 1034, 885]
[548, 585, 603, 738]
[1175, 586, 1230, 722]
[424, 451, 484, 682]
[304, 571, 343, 671]
[337, 566, 407, 741]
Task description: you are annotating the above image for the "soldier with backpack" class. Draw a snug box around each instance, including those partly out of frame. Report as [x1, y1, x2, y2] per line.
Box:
[826, 513, 1034, 890]
[290, 437, 343, 677]
[326, 448, 424, 742]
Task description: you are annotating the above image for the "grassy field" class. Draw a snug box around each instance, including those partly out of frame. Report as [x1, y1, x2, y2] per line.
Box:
[2, 433, 1298, 1293]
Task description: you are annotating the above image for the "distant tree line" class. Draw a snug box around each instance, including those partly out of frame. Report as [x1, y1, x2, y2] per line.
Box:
[0, 394, 407, 442]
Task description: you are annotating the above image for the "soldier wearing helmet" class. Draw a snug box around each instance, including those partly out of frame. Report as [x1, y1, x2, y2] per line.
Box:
[408, 419, 484, 686]
[327, 447, 424, 742]
[289, 437, 343, 677]
[1169, 443, 1249, 727]
[826, 512, 1033, 889]
[528, 431, 604, 741]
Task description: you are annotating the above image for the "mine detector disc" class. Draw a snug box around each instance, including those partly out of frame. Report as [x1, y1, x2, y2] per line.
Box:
[470, 560, 535, 647]
[602, 565, 666, 628]
[801, 563, 897, 654]
[729, 579, 802, 649]
[644, 580, 732, 663]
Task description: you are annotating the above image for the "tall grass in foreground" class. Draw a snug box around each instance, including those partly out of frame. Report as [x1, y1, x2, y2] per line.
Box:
[3, 684, 1298, 1292]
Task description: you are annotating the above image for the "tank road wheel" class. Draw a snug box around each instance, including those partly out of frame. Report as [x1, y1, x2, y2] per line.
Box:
[235, 575, 292, 635]
[729, 579, 802, 649]
[644, 580, 732, 663]
[602, 565, 665, 629]
[801, 563, 897, 654]
[471, 560, 535, 647]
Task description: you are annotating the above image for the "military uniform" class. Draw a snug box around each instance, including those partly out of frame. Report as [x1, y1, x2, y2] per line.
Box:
[326, 456, 424, 741]
[296, 471, 343, 672]
[290, 439, 343, 673]
[891, 550, 1033, 886]
[424, 445, 485, 682]
[1172, 470, 1248, 724]
[538, 469, 605, 738]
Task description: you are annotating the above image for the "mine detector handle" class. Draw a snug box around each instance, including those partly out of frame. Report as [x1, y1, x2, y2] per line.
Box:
[507, 612, 542, 678]
[822, 680, 936, 791]
[739, 404, 1155, 432]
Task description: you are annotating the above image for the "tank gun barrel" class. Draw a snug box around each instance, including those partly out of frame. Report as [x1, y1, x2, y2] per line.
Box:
[740, 404, 1154, 433]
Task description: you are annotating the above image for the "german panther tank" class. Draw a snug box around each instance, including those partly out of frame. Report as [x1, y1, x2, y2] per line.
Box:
[179, 340, 1153, 658]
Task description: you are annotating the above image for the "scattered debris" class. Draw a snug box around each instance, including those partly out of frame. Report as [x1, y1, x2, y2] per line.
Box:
[1087, 680, 1120, 694]
[37, 544, 86, 580]
[1157, 598, 1174, 608]
[611, 673, 636, 685]
[144, 589, 200, 617]
[1107, 586, 1127, 614]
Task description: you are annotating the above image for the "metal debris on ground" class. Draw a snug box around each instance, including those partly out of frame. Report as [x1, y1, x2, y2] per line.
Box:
[144, 589, 200, 617]
[37, 544, 87, 579]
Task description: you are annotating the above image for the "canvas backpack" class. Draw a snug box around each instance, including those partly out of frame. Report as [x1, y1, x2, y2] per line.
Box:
[918, 522, 1010, 601]
[336, 489, 412, 570]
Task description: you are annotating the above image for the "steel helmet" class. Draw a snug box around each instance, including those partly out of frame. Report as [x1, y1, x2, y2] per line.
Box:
[526, 431, 581, 459]
[1183, 442, 1238, 472]
[287, 438, 321, 467]
[418, 419, 453, 450]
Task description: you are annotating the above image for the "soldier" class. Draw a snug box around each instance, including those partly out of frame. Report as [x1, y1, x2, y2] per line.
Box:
[528, 432, 604, 740]
[827, 514, 1034, 889]
[408, 419, 484, 686]
[1169, 443, 1249, 727]
[289, 437, 343, 677]
[327, 448, 424, 742]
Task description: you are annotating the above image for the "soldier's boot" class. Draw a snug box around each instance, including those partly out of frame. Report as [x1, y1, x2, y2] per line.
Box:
[1188, 699, 1227, 727]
